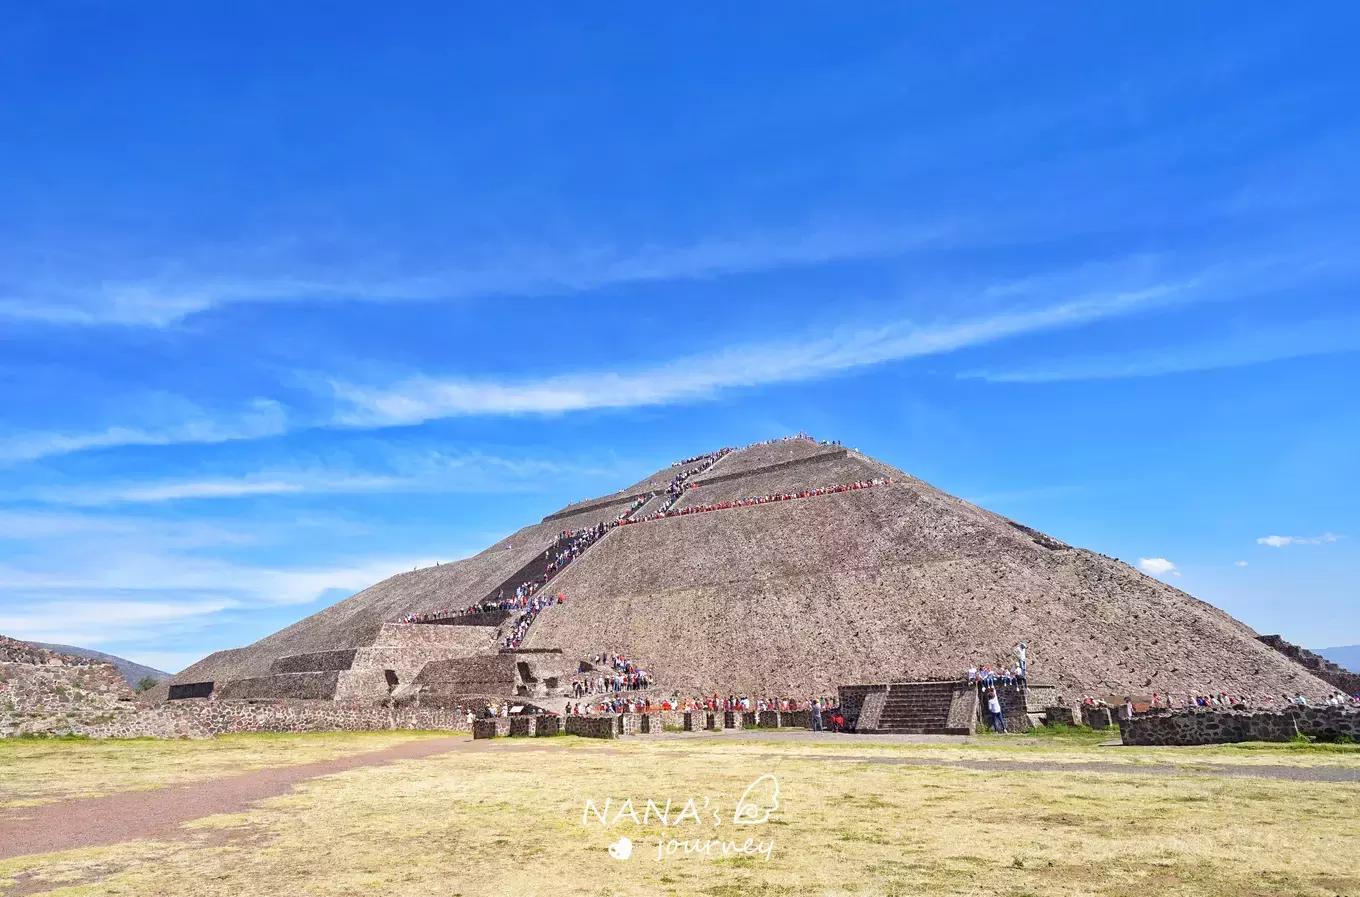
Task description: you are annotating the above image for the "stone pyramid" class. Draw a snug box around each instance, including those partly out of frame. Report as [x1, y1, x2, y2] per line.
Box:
[169, 436, 1333, 706]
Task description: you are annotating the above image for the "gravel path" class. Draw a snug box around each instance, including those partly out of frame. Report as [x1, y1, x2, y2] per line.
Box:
[0, 735, 469, 861]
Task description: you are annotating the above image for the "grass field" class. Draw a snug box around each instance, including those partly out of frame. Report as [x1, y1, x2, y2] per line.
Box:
[0, 731, 448, 808]
[1, 730, 1357, 897]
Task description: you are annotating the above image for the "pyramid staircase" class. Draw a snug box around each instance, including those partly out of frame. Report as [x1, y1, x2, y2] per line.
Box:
[872, 681, 973, 735]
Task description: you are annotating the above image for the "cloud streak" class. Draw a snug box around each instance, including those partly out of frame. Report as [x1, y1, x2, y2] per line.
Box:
[1256, 533, 1341, 548]
[21, 451, 627, 506]
[333, 281, 1196, 426]
[0, 220, 953, 327]
[0, 398, 288, 466]
[961, 316, 1360, 383]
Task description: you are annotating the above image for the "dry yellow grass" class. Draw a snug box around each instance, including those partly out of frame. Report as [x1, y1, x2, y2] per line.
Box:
[1, 732, 1357, 896]
[0, 731, 446, 808]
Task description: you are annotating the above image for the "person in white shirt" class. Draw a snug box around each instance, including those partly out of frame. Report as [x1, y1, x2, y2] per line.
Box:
[986, 688, 1006, 733]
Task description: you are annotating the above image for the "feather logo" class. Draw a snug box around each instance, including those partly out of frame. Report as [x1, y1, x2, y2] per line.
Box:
[732, 773, 780, 825]
[607, 836, 633, 861]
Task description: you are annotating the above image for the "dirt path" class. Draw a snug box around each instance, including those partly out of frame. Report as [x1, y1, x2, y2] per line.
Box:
[0, 735, 470, 861]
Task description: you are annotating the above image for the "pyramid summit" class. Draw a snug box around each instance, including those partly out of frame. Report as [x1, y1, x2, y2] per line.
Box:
[169, 435, 1332, 707]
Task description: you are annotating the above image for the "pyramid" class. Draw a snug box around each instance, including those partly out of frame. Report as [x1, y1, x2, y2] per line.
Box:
[169, 436, 1333, 706]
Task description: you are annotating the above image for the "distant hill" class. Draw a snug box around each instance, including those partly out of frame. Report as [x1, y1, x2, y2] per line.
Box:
[30, 643, 170, 687]
[1315, 645, 1360, 674]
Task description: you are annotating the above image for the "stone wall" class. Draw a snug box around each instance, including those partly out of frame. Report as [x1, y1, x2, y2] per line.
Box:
[0, 659, 133, 716]
[980, 683, 1032, 733]
[1257, 635, 1360, 695]
[944, 687, 978, 733]
[782, 710, 811, 728]
[271, 650, 358, 674]
[2, 698, 471, 739]
[414, 655, 517, 706]
[837, 684, 888, 730]
[473, 718, 510, 739]
[564, 715, 617, 739]
[1081, 706, 1115, 728]
[657, 710, 687, 731]
[1121, 706, 1360, 746]
[217, 671, 340, 701]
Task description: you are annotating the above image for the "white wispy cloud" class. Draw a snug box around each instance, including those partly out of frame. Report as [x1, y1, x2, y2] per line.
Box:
[1256, 533, 1341, 548]
[333, 282, 1196, 426]
[961, 316, 1360, 383]
[38, 476, 379, 507]
[1235, 560, 1249, 567]
[0, 398, 287, 465]
[0, 220, 952, 327]
[21, 450, 626, 506]
[0, 553, 453, 610]
[0, 510, 254, 548]
[1138, 557, 1180, 577]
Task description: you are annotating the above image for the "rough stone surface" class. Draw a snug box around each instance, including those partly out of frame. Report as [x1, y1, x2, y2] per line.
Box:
[1121, 706, 1360, 745]
[271, 650, 358, 674]
[162, 438, 1337, 705]
[1082, 705, 1115, 728]
[1257, 635, 1360, 695]
[0, 636, 135, 729]
[3, 698, 469, 739]
[218, 671, 340, 701]
[564, 715, 617, 739]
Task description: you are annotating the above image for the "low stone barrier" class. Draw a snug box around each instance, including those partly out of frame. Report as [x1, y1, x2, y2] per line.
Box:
[1081, 706, 1114, 728]
[657, 710, 686, 731]
[758, 710, 781, 728]
[472, 718, 508, 739]
[722, 711, 737, 729]
[705, 712, 720, 731]
[781, 710, 810, 729]
[1, 699, 472, 739]
[509, 716, 533, 737]
[535, 715, 560, 736]
[683, 711, 700, 731]
[1043, 706, 1076, 726]
[1121, 706, 1360, 746]
[565, 715, 617, 739]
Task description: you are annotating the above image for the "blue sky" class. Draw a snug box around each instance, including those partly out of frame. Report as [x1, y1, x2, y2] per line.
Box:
[1, 5, 1357, 672]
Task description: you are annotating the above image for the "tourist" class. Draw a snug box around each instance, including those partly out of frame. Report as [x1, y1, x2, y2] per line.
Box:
[986, 688, 1006, 733]
[811, 698, 823, 732]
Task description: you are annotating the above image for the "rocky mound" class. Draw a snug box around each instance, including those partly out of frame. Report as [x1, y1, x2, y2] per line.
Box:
[30, 642, 171, 687]
[170, 437, 1335, 704]
[0, 635, 136, 735]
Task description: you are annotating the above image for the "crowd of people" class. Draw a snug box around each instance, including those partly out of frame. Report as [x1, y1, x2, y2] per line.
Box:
[566, 691, 840, 724]
[963, 643, 1031, 733]
[623, 477, 892, 526]
[397, 512, 635, 625]
[967, 642, 1029, 690]
[571, 652, 653, 696]
[500, 593, 563, 650]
